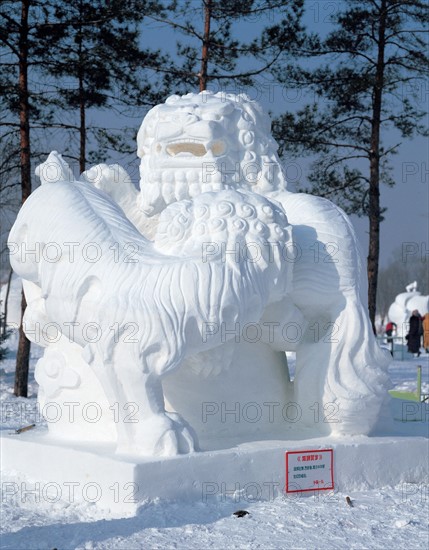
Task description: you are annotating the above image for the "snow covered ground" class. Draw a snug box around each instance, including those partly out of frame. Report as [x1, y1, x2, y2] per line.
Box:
[1, 483, 427, 550]
[1, 330, 428, 549]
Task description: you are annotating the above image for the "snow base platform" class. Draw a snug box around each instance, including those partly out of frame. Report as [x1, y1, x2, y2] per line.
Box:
[1, 428, 428, 518]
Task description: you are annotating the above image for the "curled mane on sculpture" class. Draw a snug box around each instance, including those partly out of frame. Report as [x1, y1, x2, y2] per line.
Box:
[8, 91, 391, 457]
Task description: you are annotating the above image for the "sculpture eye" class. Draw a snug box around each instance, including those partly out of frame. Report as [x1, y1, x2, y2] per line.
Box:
[201, 111, 222, 121]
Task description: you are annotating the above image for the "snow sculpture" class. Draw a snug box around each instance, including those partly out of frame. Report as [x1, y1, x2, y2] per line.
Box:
[8, 91, 390, 456]
[406, 281, 418, 293]
[388, 282, 429, 337]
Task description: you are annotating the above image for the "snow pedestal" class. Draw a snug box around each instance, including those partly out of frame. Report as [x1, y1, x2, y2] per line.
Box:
[1, 425, 428, 519]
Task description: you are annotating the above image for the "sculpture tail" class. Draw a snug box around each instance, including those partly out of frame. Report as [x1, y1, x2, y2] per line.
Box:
[324, 295, 392, 434]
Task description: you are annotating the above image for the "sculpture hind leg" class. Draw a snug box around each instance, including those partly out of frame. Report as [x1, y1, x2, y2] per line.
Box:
[274, 191, 391, 436]
[292, 317, 339, 435]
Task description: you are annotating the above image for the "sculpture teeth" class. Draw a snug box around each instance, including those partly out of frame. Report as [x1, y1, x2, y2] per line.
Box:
[175, 178, 190, 201]
[166, 142, 207, 157]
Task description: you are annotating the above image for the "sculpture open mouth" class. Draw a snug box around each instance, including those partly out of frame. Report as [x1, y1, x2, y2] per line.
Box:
[166, 142, 206, 157]
[165, 140, 226, 157]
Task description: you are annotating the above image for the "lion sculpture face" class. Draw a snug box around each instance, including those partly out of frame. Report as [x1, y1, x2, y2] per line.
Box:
[136, 91, 288, 216]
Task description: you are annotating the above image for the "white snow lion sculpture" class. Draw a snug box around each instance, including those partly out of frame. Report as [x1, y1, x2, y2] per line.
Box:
[8, 91, 390, 456]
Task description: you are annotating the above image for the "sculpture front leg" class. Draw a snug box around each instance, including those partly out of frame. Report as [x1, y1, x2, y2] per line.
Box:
[107, 355, 197, 456]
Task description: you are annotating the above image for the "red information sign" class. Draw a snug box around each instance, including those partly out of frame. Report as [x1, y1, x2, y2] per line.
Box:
[285, 449, 334, 493]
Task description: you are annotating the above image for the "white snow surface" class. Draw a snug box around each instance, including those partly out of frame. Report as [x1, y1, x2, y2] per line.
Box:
[1, 332, 428, 549]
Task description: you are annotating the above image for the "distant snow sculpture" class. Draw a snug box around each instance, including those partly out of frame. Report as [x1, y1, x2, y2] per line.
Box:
[388, 282, 429, 337]
[8, 92, 390, 456]
[406, 281, 418, 293]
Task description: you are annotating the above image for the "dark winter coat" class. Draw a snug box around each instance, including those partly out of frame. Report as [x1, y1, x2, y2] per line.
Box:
[407, 314, 423, 353]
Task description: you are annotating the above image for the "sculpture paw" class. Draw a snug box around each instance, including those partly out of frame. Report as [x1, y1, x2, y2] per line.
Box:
[117, 413, 197, 457]
[163, 412, 198, 455]
[148, 412, 197, 456]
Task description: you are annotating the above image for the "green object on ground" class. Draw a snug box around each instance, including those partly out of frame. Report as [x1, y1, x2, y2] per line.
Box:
[388, 366, 422, 402]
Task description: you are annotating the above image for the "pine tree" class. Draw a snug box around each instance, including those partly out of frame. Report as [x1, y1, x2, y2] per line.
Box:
[0, 0, 37, 396]
[272, 0, 429, 330]
[152, 0, 306, 93]
[33, 0, 167, 172]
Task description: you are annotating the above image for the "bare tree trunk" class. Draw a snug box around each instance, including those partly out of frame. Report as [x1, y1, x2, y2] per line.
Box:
[199, 0, 212, 91]
[18, 1, 31, 202]
[367, 0, 387, 333]
[14, 292, 30, 397]
[2, 268, 13, 337]
[367, 158, 380, 333]
[15, 0, 31, 397]
[78, 30, 86, 173]
[79, 74, 86, 173]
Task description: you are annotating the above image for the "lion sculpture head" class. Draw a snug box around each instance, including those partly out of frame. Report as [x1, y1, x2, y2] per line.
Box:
[136, 91, 288, 216]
